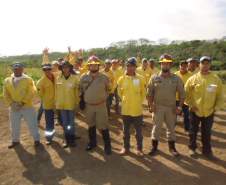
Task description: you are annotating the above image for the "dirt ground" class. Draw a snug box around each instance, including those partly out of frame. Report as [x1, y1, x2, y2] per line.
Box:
[0, 100, 226, 185]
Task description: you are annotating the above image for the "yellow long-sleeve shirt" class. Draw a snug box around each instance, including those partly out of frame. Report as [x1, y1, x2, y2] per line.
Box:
[3, 74, 36, 108]
[136, 66, 152, 86]
[112, 67, 124, 90]
[117, 74, 145, 116]
[185, 72, 224, 117]
[175, 71, 192, 101]
[55, 74, 80, 110]
[36, 75, 55, 110]
[101, 69, 115, 94]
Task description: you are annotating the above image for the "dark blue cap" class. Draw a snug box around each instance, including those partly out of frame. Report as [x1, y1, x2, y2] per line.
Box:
[12, 62, 25, 69]
[126, 57, 137, 66]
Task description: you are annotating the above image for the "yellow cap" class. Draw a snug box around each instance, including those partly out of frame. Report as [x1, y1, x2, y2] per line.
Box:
[87, 61, 100, 65]
[159, 58, 173, 63]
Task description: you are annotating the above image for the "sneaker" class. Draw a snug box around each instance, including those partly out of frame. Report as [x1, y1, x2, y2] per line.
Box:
[189, 149, 197, 157]
[169, 149, 180, 157]
[135, 150, 144, 157]
[34, 141, 41, 147]
[119, 148, 130, 155]
[45, 141, 52, 145]
[86, 143, 97, 151]
[62, 142, 69, 148]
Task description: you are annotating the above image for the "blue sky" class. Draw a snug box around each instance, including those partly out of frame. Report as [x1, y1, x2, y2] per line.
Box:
[0, 0, 226, 56]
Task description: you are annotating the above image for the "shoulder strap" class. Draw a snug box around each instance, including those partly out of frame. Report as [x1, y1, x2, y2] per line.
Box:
[84, 77, 95, 92]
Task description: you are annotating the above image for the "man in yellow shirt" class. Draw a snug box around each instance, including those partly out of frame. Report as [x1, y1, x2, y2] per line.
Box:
[118, 57, 145, 156]
[101, 59, 115, 117]
[175, 60, 192, 132]
[147, 54, 185, 157]
[185, 56, 224, 158]
[3, 62, 40, 148]
[51, 61, 61, 78]
[136, 58, 152, 86]
[187, 58, 199, 75]
[148, 58, 159, 75]
[111, 59, 124, 114]
[36, 64, 56, 145]
[55, 61, 80, 148]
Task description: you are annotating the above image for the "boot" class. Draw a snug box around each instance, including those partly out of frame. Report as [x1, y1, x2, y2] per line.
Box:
[149, 140, 158, 156]
[168, 141, 179, 157]
[86, 126, 97, 151]
[8, 142, 20, 149]
[102, 129, 112, 155]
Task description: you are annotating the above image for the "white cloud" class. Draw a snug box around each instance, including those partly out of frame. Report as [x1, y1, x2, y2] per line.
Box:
[0, 0, 225, 55]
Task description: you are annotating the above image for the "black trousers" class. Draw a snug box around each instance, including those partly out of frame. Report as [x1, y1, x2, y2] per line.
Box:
[122, 115, 143, 151]
[189, 112, 214, 154]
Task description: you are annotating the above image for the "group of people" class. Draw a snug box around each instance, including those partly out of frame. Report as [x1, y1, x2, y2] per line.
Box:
[3, 48, 224, 159]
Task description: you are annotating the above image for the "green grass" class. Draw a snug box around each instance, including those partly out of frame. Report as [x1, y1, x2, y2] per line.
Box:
[24, 68, 42, 81]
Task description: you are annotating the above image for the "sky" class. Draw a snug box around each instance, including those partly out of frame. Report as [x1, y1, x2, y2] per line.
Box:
[0, 0, 226, 56]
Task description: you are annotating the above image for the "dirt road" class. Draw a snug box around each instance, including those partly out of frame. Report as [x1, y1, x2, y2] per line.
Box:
[0, 101, 226, 185]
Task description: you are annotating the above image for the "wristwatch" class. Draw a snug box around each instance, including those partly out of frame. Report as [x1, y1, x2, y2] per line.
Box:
[177, 106, 182, 111]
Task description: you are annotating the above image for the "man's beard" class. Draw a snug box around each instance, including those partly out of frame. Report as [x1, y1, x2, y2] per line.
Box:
[162, 68, 170, 73]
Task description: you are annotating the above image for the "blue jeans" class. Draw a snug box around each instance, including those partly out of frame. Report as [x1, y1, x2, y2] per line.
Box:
[10, 108, 40, 142]
[60, 110, 76, 143]
[44, 109, 55, 141]
[122, 115, 143, 151]
[176, 101, 190, 131]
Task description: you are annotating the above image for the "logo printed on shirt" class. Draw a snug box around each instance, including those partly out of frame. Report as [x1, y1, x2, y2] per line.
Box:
[207, 84, 217, 93]
[133, 79, 140, 86]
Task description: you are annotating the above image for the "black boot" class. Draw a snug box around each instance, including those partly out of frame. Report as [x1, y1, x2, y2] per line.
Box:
[8, 142, 20, 149]
[168, 141, 179, 157]
[149, 140, 158, 156]
[86, 126, 97, 151]
[102, 129, 112, 155]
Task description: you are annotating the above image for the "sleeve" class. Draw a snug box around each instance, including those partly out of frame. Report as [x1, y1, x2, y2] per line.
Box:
[109, 73, 115, 93]
[177, 77, 185, 104]
[21, 78, 37, 104]
[79, 76, 84, 94]
[147, 76, 155, 97]
[74, 77, 80, 105]
[3, 79, 13, 106]
[214, 77, 224, 111]
[104, 75, 111, 93]
[184, 78, 193, 107]
[140, 76, 146, 101]
[36, 79, 44, 99]
[117, 76, 123, 99]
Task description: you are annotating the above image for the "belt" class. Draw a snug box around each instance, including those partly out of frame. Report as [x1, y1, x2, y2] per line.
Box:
[86, 100, 106, 106]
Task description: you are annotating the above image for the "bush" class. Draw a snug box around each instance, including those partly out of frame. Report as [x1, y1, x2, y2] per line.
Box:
[217, 71, 226, 83]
